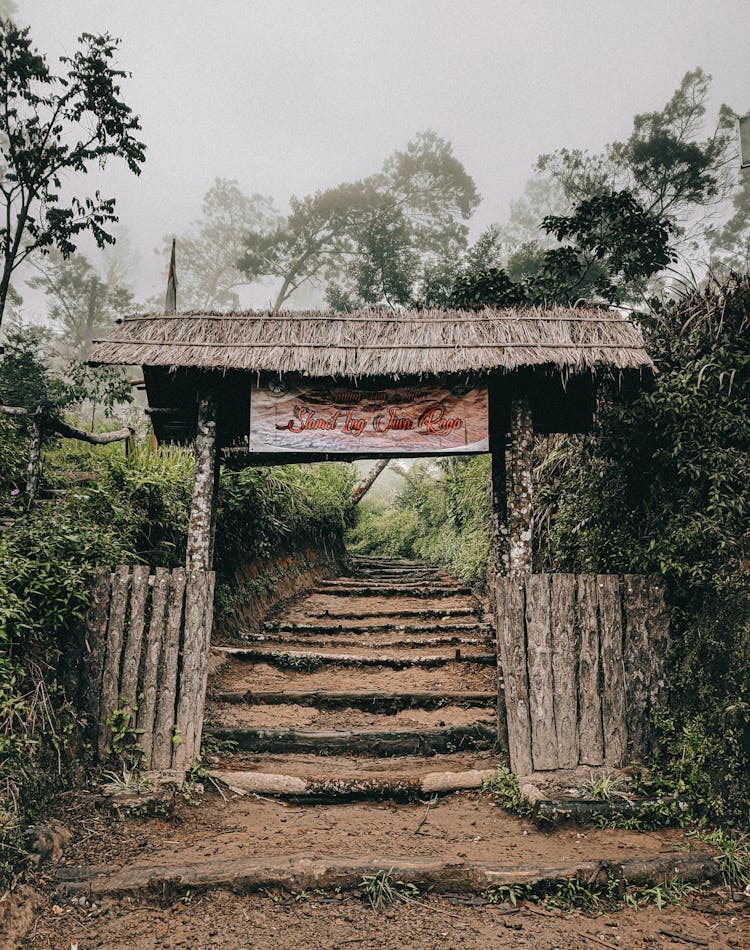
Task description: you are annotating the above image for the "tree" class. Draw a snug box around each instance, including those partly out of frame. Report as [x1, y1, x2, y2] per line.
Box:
[708, 173, 750, 273]
[27, 250, 133, 359]
[239, 131, 479, 310]
[0, 20, 146, 328]
[435, 190, 674, 309]
[536, 69, 736, 259]
[158, 178, 280, 310]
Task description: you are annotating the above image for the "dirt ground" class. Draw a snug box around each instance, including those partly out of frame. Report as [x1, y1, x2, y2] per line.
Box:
[23, 884, 750, 948]
[12, 787, 750, 949]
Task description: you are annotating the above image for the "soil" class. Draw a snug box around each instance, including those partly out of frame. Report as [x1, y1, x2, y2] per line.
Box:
[211, 660, 496, 693]
[24, 786, 750, 948]
[17, 556, 750, 948]
[24, 886, 750, 949]
[206, 702, 495, 731]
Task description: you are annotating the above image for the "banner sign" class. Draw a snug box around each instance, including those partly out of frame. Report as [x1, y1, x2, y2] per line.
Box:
[249, 378, 489, 455]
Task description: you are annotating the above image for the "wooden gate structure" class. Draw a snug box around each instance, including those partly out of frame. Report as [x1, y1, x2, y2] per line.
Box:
[496, 573, 668, 775]
[86, 305, 664, 775]
[82, 565, 215, 771]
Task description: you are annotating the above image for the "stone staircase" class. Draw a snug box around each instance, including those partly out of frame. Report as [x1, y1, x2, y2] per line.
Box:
[206, 554, 500, 798]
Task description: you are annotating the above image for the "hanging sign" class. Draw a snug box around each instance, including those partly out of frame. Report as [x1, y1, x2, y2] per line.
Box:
[249, 378, 489, 455]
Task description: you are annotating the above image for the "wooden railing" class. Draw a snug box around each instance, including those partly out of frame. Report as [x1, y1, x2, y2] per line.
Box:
[496, 574, 668, 775]
[81, 565, 215, 772]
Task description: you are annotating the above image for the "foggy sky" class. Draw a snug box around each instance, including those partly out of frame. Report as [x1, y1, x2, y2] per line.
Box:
[16, 0, 750, 310]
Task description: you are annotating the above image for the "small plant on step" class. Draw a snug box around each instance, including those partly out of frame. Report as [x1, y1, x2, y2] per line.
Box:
[360, 869, 419, 910]
[697, 828, 750, 893]
[481, 766, 532, 817]
[482, 883, 530, 906]
[275, 652, 322, 672]
[625, 876, 699, 911]
[105, 700, 144, 771]
[581, 771, 630, 801]
[101, 763, 153, 795]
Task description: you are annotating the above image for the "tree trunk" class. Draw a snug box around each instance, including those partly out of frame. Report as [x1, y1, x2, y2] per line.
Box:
[186, 390, 220, 572]
[25, 407, 45, 505]
[350, 459, 389, 506]
[509, 396, 534, 576]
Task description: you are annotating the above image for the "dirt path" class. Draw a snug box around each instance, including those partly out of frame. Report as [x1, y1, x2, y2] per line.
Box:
[19, 555, 747, 948]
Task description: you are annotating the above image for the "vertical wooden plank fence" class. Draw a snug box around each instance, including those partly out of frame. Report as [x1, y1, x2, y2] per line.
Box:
[496, 573, 668, 775]
[81, 565, 215, 772]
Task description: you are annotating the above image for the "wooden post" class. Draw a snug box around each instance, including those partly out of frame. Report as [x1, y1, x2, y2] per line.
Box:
[489, 439, 509, 576]
[186, 389, 219, 572]
[508, 396, 533, 576]
[25, 406, 44, 505]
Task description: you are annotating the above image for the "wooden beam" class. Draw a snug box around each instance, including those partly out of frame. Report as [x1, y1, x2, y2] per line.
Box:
[52, 417, 132, 445]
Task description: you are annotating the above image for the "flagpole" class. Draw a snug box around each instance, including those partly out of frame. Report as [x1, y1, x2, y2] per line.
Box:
[165, 238, 177, 314]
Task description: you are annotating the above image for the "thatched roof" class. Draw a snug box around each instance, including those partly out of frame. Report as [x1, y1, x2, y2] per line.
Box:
[88, 307, 653, 377]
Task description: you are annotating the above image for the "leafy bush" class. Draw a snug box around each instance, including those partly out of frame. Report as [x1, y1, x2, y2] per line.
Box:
[347, 457, 493, 586]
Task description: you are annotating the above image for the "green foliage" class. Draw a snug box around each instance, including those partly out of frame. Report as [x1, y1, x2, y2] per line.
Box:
[158, 178, 280, 311]
[0, 19, 146, 324]
[360, 869, 420, 910]
[481, 766, 533, 817]
[215, 462, 355, 575]
[26, 250, 134, 360]
[699, 828, 750, 890]
[0, 327, 61, 410]
[347, 457, 493, 587]
[581, 772, 630, 802]
[541, 276, 750, 826]
[239, 130, 479, 310]
[445, 190, 674, 309]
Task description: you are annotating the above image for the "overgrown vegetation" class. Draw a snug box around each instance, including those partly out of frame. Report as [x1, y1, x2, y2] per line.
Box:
[0, 385, 354, 891]
[353, 275, 749, 829]
[347, 456, 493, 587]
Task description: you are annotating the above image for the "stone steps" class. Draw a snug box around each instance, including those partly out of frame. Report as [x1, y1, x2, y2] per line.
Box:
[213, 645, 496, 668]
[208, 688, 497, 711]
[206, 555, 499, 800]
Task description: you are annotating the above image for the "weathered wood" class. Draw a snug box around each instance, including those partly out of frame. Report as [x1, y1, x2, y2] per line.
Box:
[598, 574, 627, 766]
[0, 404, 28, 415]
[489, 437, 509, 575]
[211, 723, 496, 755]
[624, 574, 650, 758]
[496, 576, 533, 775]
[52, 417, 132, 445]
[81, 567, 112, 727]
[190, 570, 216, 764]
[25, 406, 44, 504]
[151, 568, 186, 770]
[172, 571, 212, 770]
[550, 573, 579, 769]
[576, 574, 604, 766]
[508, 397, 533, 576]
[137, 567, 170, 767]
[119, 565, 150, 721]
[185, 390, 219, 573]
[525, 574, 558, 770]
[97, 565, 131, 760]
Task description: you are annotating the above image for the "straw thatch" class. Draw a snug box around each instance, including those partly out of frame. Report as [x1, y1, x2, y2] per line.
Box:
[88, 307, 653, 377]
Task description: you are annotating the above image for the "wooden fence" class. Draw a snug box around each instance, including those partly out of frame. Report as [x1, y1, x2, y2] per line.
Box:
[496, 574, 668, 775]
[81, 565, 215, 772]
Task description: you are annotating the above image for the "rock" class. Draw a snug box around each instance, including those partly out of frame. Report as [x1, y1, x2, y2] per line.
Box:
[24, 821, 71, 866]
